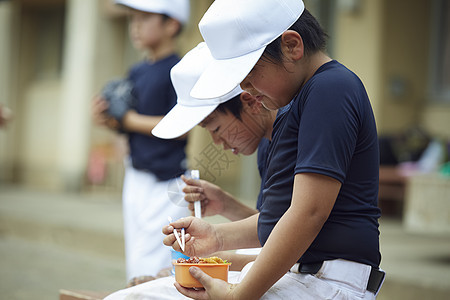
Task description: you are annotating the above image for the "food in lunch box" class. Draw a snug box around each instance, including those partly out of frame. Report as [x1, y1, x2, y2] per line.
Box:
[176, 256, 229, 264]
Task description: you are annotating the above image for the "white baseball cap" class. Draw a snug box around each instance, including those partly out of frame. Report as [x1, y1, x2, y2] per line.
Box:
[152, 42, 243, 139]
[190, 0, 304, 99]
[115, 0, 190, 25]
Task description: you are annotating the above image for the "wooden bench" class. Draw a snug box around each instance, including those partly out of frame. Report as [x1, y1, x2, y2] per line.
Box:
[59, 289, 111, 300]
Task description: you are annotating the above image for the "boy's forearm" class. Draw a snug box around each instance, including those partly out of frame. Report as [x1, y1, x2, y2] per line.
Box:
[121, 111, 163, 135]
[234, 207, 325, 299]
[216, 213, 260, 251]
[210, 251, 257, 271]
[222, 192, 258, 221]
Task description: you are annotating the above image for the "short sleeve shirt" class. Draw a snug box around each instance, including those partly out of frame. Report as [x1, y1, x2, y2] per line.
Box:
[256, 138, 270, 210]
[127, 55, 187, 181]
[258, 60, 381, 267]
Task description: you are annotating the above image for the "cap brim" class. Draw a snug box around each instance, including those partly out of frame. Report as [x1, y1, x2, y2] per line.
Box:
[152, 103, 218, 139]
[190, 46, 266, 100]
[115, 0, 156, 12]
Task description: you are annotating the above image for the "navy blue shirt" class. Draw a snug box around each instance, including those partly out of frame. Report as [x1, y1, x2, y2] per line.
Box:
[256, 138, 270, 210]
[127, 55, 187, 181]
[258, 60, 381, 268]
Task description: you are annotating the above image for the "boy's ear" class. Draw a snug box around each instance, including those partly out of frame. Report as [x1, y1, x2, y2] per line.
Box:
[281, 30, 304, 61]
[165, 18, 181, 37]
[240, 92, 263, 114]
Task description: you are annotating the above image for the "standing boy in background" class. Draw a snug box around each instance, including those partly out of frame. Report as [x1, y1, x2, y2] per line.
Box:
[91, 0, 190, 284]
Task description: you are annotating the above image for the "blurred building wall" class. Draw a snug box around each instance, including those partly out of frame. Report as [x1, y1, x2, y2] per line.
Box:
[379, 0, 430, 133]
[333, 0, 383, 125]
[0, 1, 16, 183]
[334, 0, 449, 140]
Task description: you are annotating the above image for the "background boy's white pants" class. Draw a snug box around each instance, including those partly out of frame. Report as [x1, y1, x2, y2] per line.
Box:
[105, 259, 380, 299]
[123, 164, 189, 280]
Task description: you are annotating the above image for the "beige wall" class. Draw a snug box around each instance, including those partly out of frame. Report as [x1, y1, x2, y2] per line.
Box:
[334, 0, 383, 126]
[380, 0, 449, 139]
[334, 0, 449, 139]
[0, 1, 17, 182]
[379, 0, 431, 134]
[1, 1, 67, 187]
[422, 106, 450, 139]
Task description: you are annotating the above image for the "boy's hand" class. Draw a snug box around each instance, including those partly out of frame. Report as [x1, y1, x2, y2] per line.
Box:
[181, 175, 257, 221]
[91, 95, 121, 130]
[163, 216, 221, 257]
[0, 105, 13, 128]
[174, 267, 236, 300]
[91, 95, 109, 125]
[181, 175, 227, 217]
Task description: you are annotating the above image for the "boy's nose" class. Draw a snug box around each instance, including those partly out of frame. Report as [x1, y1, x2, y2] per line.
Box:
[211, 133, 222, 145]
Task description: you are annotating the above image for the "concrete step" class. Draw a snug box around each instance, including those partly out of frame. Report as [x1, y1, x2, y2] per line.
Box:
[0, 185, 125, 259]
[0, 185, 127, 299]
[0, 235, 125, 300]
[378, 218, 450, 300]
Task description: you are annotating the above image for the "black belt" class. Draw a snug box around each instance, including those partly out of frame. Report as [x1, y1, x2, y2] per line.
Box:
[298, 262, 385, 294]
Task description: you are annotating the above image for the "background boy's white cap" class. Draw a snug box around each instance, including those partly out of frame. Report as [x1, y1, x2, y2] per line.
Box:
[190, 0, 304, 99]
[115, 0, 190, 25]
[152, 42, 242, 139]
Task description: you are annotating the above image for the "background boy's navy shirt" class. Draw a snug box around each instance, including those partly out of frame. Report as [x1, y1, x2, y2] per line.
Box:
[258, 60, 381, 268]
[128, 55, 187, 181]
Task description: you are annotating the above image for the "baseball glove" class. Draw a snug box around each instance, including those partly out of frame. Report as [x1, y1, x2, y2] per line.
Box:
[101, 79, 137, 123]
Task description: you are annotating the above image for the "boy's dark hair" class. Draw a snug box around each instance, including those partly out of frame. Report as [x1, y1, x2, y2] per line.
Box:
[215, 94, 243, 120]
[263, 9, 328, 63]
